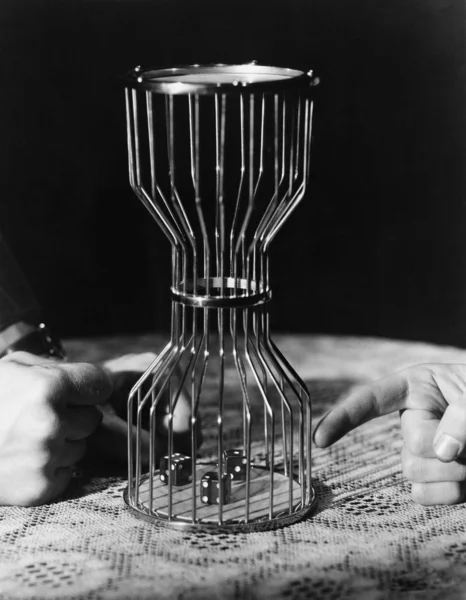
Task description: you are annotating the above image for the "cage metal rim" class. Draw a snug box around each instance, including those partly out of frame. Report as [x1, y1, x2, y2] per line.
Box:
[171, 288, 272, 308]
[123, 479, 317, 533]
[124, 61, 318, 95]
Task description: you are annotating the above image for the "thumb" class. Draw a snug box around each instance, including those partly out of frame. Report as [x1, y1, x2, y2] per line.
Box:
[433, 399, 466, 462]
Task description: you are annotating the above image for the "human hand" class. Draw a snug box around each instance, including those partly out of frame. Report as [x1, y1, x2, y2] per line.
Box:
[313, 364, 466, 506]
[0, 351, 112, 506]
[88, 353, 199, 467]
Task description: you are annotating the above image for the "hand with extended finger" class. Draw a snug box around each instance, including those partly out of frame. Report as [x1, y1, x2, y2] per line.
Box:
[313, 364, 466, 506]
[0, 351, 112, 506]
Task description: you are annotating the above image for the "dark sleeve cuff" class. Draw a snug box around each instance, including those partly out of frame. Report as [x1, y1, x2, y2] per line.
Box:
[0, 324, 66, 360]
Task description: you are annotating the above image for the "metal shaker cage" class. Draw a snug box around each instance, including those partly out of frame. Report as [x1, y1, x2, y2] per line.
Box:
[124, 63, 318, 532]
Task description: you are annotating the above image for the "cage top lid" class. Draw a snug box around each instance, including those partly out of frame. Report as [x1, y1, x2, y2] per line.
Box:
[125, 62, 317, 95]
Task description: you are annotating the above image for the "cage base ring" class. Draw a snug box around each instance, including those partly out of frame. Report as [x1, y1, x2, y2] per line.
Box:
[124, 466, 317, 533]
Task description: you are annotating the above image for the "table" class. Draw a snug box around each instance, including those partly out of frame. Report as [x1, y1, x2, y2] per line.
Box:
[2, 334, 466, 599]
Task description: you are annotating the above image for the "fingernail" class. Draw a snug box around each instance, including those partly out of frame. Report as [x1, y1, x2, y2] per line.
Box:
[434, 433, 462, 462]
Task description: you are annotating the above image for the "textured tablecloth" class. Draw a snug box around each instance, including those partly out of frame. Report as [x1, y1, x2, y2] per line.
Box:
[2, 334, 466, 600]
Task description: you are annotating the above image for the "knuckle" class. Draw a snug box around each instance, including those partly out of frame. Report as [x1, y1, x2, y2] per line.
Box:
[458, 463, 466, 481]
[15, 475, 52, 507]
[411, 483, 430, 505]
[28, 374, 56, 404]
[29, 448, 54, 472]
[404, 427, 429, 457]
[402, 447, 427, 482]
[411, 482, 465, 506]
[401, 447, 416, 481]
[16, 467, 73, 507]
[30, 405, 63, 441]
[29, 369, 67, 405]
[442, 482, 465, 505]
[1, 350, 31, 363]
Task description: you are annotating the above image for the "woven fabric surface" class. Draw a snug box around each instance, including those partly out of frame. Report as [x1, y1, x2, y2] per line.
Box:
[2, 335, 466, 600]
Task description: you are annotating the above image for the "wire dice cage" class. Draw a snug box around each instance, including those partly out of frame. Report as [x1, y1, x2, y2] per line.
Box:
[123, 63, 318, 532]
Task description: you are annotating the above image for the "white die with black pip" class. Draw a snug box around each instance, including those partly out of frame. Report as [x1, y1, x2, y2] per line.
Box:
[159, 453, 193, 486]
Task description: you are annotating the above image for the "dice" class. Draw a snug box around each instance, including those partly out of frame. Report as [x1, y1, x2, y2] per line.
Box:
[159, 453, 192, 486]
[200, 471, 232, 505]
[223, 449, 248, 481]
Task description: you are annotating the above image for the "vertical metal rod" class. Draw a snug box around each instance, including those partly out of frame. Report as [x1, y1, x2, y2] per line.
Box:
[231, 305, 252, 521]
[305, 386, 312, 503]
[249, 94, 265, 286]
[246, 94, 254, 294]
[217, 307, 225, 525]
[234, 94, 255, 287]
[166, 97, 198, 299]
[189, 95, 211, 295]
[147, 92, 157, 205]
[215, 98, 226, 523]
[288, 91, 296, 203]
[125, 89, 136, 190]
[133, 343, 177, 507]
[294, 93, 302, 181]
[126, 387, 137, 502]
[134, 387, 143, 506]
[148, 385, 155, 515]
[280, 372, 288, 478]
[265, 323, 309, 501]
[166, 96, 184, 298]
[146, 92, 185, 245]
[131, 89, 141, 187]
[306, 99, 314, 183]
[246, 311, 275, 519]
[230, 95, 246, 289]
[189, 315, 206, 523]
[215, 94, 226, 286]
[188, 94, 199, 296]
[256, 309, 294, 512]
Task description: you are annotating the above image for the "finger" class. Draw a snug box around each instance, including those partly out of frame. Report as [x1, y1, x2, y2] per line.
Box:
[313, 371, 409, 447]
[87, 413, 154, 466]
[55, 362, 113, 406]
[142, 404, 203, 455]
[401, 409, 439, 457]
[1, 350, 60, 366]
[103, 352, 158, 374]
[433, 395, 466, 462]
[134, 374, 192, 434]
[157, 383, 192, 434]
[402, 445, 466, 482]
[401, 410, 466, 460]
[51, 467, 74, 499]
[25, 467, 75, 505]
[87, 412, 197, 467]
[55, 439, 87, 468]
[411, 481, 466, 506]
[65, 406, 102, 441]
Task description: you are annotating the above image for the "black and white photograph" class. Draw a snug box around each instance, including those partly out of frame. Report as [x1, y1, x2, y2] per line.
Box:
[0, 0, 464, 598]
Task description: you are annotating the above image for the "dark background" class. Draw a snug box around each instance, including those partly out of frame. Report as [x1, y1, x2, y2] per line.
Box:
[0, 0, 464, 344]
